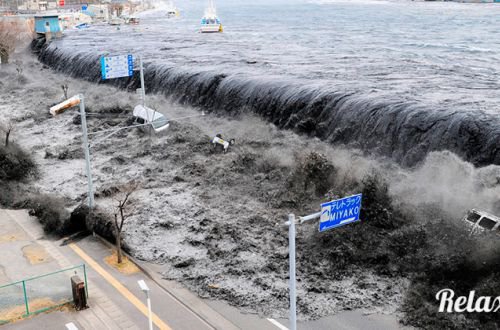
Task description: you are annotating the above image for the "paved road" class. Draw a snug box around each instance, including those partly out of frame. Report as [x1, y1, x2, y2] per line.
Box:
[0, 209, 410, 330]
[0, 209, 235, 329]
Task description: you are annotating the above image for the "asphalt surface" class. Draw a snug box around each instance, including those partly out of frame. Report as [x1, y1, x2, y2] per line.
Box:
[0, 209, 410, 330]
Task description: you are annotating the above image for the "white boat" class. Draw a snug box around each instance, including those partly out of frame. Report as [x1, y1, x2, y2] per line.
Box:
[200, 0, 222, 33]
[166, 0, 180, 18]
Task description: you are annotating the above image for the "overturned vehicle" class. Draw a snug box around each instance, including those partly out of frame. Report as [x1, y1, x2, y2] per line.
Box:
[462, 209, 500, 236]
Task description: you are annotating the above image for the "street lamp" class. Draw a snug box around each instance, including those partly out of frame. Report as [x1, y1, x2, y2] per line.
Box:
[138, 279, 153, 330]
[50, 95, 206, 211]
[50, 94, 94, 209]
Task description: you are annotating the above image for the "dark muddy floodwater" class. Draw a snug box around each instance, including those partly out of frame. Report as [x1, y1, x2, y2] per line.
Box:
[38, 0, 500, 166]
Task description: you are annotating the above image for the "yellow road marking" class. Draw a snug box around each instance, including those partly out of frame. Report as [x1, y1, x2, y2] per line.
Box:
[68, 243, 172, 330]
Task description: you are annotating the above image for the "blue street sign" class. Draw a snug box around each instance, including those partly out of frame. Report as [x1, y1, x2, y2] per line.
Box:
[319, 194, 362, 232]
[100, 54, 134, 80]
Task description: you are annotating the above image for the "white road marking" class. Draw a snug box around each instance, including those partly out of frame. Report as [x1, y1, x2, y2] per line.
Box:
[267, 318, 289, 330]
[65, 322, 79, 330]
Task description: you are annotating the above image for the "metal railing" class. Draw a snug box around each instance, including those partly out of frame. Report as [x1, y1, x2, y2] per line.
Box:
[0, 264, 87, 325]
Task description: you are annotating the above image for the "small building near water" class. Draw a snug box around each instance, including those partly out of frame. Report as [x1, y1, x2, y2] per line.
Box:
[84, 4, 110, 22]
[34, 15, 62, 40]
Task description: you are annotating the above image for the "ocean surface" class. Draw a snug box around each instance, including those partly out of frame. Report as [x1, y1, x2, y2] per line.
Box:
[41, 0, 500, 166]
[56, 0, 500, 113]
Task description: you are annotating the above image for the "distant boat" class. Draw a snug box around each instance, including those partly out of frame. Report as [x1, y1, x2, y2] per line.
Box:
[74, 23, 90, 29]
[200, 0, 223, 33]
[166, 0, 180, 18]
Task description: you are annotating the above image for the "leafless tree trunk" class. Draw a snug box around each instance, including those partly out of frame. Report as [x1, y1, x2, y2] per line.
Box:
[62, 82, 69, 100]
[114, 213, 124, 263]
[3, 121, 13, 147]
[113, 188, 135, 264]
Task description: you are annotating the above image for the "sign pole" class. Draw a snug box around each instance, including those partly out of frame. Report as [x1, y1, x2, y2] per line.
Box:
[284, 194, 361, 330]
[146, 291, 153, 330]
[139, 55, 146, 107]
[79, 94, 94, 209]
[288, 213, 297, 330]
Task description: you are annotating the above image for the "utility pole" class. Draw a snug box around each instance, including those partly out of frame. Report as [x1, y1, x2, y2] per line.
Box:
[288, 214, 297, 330]
[79, 95, 94, 209]
[284, 194, 362, 330]
[50, 95, 94, 209]
[139, 55, 146, 107]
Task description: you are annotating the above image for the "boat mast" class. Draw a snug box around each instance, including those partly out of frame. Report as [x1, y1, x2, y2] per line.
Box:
[208, 0, 216, 13]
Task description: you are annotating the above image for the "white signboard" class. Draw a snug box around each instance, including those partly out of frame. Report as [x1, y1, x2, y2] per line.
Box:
[100, 55, 133, 80]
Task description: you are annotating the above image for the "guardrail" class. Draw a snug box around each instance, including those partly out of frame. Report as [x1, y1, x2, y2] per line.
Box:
[0, 264, 87, 325]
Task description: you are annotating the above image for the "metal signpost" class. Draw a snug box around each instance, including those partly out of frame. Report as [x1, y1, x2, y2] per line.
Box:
[138, 55, 146, 106]
[101, 54, 148, 119]
[319, 194, 363, 232]
[100, 54, 146, 105]
[284, 193, 362, 330]
[100, 54, 134, 80]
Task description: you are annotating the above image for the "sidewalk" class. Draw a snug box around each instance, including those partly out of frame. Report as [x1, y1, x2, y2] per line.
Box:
[0, 209, 236, 330]
[0, 209, 141, 329]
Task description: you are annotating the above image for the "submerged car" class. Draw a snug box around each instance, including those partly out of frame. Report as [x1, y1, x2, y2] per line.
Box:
[132, 105, 170, 133]
[462, 209, 500, 236]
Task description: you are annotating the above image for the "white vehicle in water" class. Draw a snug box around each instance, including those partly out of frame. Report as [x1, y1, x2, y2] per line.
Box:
[462, 209, 500, 236]
[133, 105, 170, 133]
[200, 0, 223, 33]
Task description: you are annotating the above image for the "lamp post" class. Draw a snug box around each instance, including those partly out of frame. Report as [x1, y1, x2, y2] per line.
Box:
[138, 280, 153, 330]
[50, 94, 94, 209]
[51, 94, 206, 210]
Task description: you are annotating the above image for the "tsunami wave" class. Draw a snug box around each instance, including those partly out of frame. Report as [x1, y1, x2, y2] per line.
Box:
[34, 42, 500, 167]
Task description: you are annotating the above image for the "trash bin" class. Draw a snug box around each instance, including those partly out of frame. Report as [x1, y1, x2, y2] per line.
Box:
[71, 275, 88, 310]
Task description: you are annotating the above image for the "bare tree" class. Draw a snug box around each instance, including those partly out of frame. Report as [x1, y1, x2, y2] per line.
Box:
[61, 81, 69, 100]
[0, 21, 22, 64]
[15, 60, 23, 76]
[2, 120, 14, 147]
[113, 185, 137, 264]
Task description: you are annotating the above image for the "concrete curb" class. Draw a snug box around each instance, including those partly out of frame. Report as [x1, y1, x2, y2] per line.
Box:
[94, 234, 240, 330]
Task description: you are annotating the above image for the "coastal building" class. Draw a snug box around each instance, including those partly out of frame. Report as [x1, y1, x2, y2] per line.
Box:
[83, 4, 109, 22]
[59, 11, 92, 29]
[34, 15, 62, 40]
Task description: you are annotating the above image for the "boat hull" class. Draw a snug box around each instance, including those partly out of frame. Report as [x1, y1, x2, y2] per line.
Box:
[200, 24, 222, 33]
